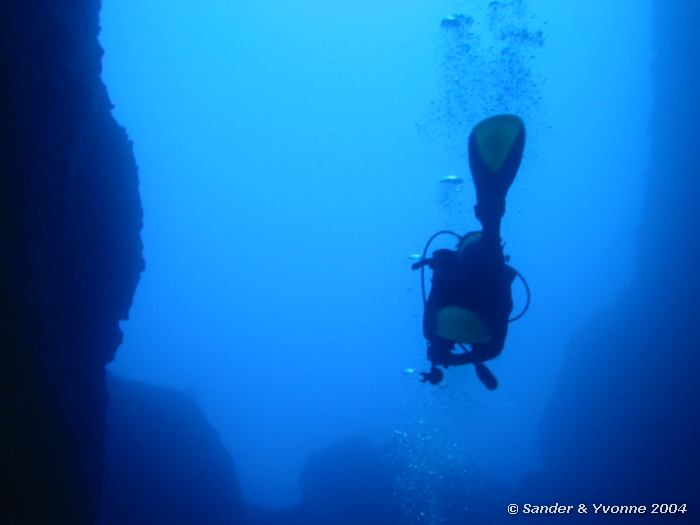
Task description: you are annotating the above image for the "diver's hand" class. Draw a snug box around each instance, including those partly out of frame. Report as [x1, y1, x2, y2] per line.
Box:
[411, 258, 430, 271]
[420, 366, 444, 385]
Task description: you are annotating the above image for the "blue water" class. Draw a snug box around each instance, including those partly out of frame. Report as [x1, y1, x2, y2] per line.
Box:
[99, 0, 652, 511]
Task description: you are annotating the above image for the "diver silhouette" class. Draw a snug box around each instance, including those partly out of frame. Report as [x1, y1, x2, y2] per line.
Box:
[413, 115, 530, 390]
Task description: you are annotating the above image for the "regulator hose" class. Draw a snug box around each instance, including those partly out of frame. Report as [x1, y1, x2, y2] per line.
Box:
[508, 269, 531, 323]
[419, 230, 462, 306]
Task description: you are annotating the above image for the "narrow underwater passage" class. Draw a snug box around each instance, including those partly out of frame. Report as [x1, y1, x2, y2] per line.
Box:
[7, 1, 699, 524]
[99, 0, 652, 510]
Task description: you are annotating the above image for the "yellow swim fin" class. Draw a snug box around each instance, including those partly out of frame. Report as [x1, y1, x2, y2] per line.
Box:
[435, 306, 492, 344]
[468, 114, 525, 223]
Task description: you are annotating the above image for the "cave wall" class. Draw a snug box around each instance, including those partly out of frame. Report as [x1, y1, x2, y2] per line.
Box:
[99, 376, 245, 525]
[249, 437, 402, 525]
[3, 1, 698, 523]
[528, 1, 700, 521]
[638, 0, 700, 294]
[1, 1, 143, 524]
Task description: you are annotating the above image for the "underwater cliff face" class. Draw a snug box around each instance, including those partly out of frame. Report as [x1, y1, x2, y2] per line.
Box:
[530, 0, 700, 520]
[99, 375, 244, 525]
[1, 1, 143, 524]
[640, 2, 700, 296]
[1, 1, 696, 524]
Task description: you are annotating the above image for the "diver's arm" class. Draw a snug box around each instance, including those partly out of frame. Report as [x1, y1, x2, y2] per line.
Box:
[411, 249, 454, 271]
[411, 259, 429, 271]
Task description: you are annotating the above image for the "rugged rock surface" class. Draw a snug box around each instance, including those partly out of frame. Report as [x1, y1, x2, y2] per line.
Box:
[251, 437, 402, 525]
[527, 2, 700, 521]
[1, 2, 143, 524]
[251, 435, 507, 525]
[3, 1, 696, 524]
[296, 437, 401, 525]
[99, 375, 245, 525]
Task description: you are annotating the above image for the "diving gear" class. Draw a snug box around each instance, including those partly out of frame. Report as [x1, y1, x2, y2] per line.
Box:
[435, 306, 492, 344]
[412, 231, 531, 325]
[469, 114, 525, 244]
[474, 362, 498, 390]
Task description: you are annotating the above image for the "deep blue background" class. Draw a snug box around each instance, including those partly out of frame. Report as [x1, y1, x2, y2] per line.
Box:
[99, 0, 651, 509]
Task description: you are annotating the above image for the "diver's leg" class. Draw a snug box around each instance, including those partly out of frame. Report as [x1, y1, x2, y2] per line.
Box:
[474, 362, 498, 390]
[420, 338, 453, 385]
[444, 336, 504, 365]
[435, 349, 499, 389]
[426, 338, 454, 366]
[420, 365, 444, 385]
[474, 200, 504, 250]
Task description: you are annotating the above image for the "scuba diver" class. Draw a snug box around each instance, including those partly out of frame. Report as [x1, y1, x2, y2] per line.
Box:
[412, 114, 529, 390]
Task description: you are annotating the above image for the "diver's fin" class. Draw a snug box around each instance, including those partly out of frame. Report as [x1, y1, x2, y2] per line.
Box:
[474, 362, 498, 390]
[435, 306, 492, 344]
[468, 114, 525, 224]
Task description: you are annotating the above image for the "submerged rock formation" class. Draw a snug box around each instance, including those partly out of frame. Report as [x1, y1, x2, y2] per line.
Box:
[1, 2, 143, 524]
[251, 437, 401, 525]
[251, 435, 507, 525]
[528, 2, 700, 521]
[3, 1, 696, 524]
[297, 437, 401, 525]
[99, 376, 245, 525]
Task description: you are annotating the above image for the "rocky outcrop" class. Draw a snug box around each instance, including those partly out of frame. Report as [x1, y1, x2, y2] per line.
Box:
[251, 437, 401, 525]
[251, 435, 508, 525]
[297, 437, 400, 525]
[527, 2, 700, 520]
[99, 376, 245, 525]
[0, 2, 143, 524]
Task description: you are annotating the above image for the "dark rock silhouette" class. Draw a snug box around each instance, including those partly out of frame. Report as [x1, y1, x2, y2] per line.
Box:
[523, 2, 700, 522]
[99, 375, 245, 525]
[1, 1, 143, 524]
[251, 437, 400, 525]
[250, 435, 510, 525]
[297, 437, 401, 525]
[2, 0, 697, 524]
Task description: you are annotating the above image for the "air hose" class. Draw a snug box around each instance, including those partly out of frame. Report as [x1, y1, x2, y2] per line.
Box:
[509, 269, 531, 323]
[418, 230, 462, 306]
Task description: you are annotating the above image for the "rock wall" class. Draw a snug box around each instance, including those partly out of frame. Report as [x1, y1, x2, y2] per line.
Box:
[99, 376, 245, 525]
[528, 2, 700, 521]
[3, 1, 697, 524]
[0, 2, 143, 524]
[250, 437, 402, 525]
[638, 1, 700, 292]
